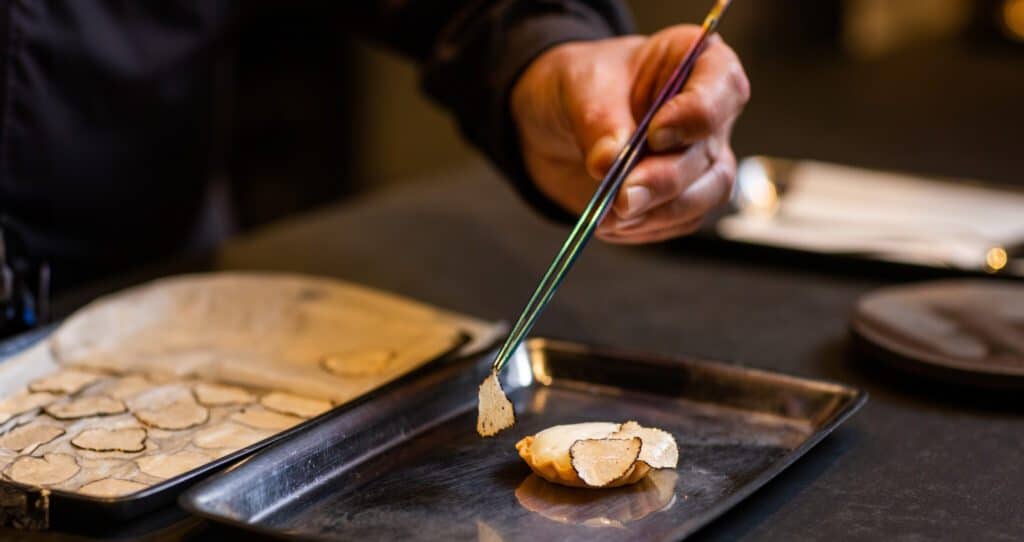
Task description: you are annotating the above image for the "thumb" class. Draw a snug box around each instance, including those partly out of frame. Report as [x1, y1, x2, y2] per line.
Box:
[564, 82, 636, 180]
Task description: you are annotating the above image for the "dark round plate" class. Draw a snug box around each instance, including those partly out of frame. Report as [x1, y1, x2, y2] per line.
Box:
[850, 279, 1024, 389]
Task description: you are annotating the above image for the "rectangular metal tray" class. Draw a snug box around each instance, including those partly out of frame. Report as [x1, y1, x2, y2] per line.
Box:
[0, 327, 468, 530]
[180, 338, 866, 541]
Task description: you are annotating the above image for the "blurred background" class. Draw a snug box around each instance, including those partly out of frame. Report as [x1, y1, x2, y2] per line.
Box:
[231, 0, 1024, 229]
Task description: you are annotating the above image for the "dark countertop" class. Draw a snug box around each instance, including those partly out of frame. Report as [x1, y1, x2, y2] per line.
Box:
[5, 162, 1024, 541]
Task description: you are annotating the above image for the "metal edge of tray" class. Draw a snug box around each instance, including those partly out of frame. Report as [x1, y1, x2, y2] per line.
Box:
[0, 326, 474, 526]
[178, 337, 867, 540]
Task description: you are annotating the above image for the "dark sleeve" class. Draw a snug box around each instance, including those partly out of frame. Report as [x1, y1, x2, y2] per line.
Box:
[343, 1, 634, 222]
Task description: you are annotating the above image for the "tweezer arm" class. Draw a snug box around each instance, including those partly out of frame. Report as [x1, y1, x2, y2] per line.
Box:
[491, 0, 733, 374]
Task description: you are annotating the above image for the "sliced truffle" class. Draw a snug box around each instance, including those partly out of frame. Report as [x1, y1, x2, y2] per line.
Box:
[71, 427, 147, 453]
[611, 421, 679, 469]
[231, 408, 303, 431]
[135, 451, 210, 479]
[44, 396, 126, 420]
[320, 348, 396, 377]
[259, 392, 330, 419]
[476, 371, 515, 437]
[134, 400, 209, 430]
[103, 375, 154, 400]
[78, 478, 147, 497]
[129, 385, 210, 430]
[28, 369, 104, 395]
[4, 453, 80, 486]
[193, 382, 255, 407]
[0, 422, 65, 452]
[193, 422, 269, 450]
[0, 391, 59, 424]
[569, 437, 643, 488]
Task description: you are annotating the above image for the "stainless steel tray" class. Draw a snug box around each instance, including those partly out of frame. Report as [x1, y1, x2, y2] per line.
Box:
[181, 338, 866, 541]
[0, 326, 467, 530]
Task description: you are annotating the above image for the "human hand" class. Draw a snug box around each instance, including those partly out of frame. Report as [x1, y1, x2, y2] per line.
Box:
[511, 25, 749, 243]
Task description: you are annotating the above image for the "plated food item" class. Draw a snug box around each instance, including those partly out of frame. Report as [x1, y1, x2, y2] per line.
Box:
[515, 421, 679, 488]
[476, 371, 515, 437]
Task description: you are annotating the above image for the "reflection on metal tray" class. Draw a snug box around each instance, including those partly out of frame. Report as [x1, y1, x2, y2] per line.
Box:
[181, 338, 866, 541]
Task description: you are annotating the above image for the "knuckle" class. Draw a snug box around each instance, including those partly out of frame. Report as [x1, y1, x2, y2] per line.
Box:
[729, 64, 751, 105]
[685, 90, 715, 134]
[650, 161, 685, 196]
[579, 103, 611, 127]
[718, 160, 737, 193]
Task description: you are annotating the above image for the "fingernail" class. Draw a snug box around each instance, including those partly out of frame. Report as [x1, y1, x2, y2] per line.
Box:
[623, 186, 652, 218]
[615, 215, 646, 231]
[649, 128, 683, 151]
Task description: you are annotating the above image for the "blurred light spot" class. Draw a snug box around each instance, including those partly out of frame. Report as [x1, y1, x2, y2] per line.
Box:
[735, 157, 779, 216]
[1005, 0, 1024, 41]
[986, 247, 1008, 272]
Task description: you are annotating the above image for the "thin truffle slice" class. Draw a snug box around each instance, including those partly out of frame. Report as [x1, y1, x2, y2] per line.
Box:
[28, 369, 104, 395]
[0, 391, 59, 424]
[193, 383, 255, 406]
[4, 453, 80, 486]
[45, 395, 126, 420]
[134, 400, 209, 430]
[259, 392, 330, 419]
[231, 408, 303, 431]
[570, 437, 643, 488]
[103, 375, 154, 400]
[71, 427, 147, 453]
[193, 422, 269, 450]
[0, 422, 65, 452]
[320, 348, 396, 377]
[476, 371, 515, 437]
[136, 451, 210, 479]
[611, 421, 679, 469]
[129, 385, 210, 430]
[79, 478, 147, 497]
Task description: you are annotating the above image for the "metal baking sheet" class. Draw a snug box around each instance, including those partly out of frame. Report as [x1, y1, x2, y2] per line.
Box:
[181, 338, 866, 541]
[0, 327, 466, 530]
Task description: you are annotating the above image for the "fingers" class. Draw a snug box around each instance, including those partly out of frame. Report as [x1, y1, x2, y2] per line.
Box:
[598, 216, 704, 245]
[558, 39, 644, 179]
[641, 33, 750, 152]
[610, 138, 717, 219]
[599, 148, 736, 242]
[566, 81, 635, 180]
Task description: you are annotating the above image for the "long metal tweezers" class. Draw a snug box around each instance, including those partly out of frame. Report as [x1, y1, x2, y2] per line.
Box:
[491, 0, 733, 374]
